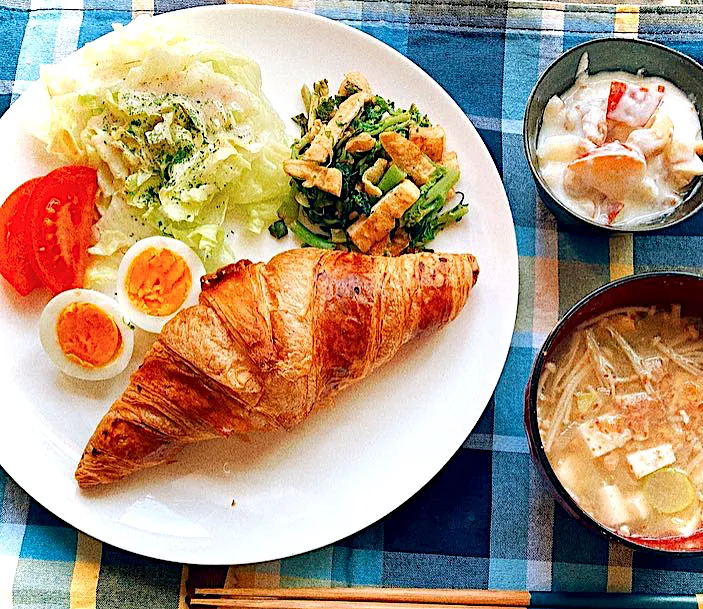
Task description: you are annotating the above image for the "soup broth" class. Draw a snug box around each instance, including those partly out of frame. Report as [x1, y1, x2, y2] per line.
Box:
[537, 306, 703, 539]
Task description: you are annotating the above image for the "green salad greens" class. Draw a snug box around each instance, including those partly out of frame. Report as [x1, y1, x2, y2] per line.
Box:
[40, 17, 289, 284]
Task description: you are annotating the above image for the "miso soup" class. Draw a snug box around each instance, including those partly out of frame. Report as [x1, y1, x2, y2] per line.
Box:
[537, 305, 703, 539]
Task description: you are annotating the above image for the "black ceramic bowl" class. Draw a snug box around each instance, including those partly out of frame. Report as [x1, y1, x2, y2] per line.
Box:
[524, 38, 703, 233]
[525, 272, 703, 554]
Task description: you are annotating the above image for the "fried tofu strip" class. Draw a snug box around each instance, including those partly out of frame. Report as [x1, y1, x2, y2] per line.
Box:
[302, 92, 372, 163]
[283, 159, 343, 197]
[441, 150, 459, 199]
[346, 132, 376, 154]
[362, 158, 388, 198]
[409, 125, 446, 162]
[368, 229, 410, 256]
[338, 71, 372, 96]
[347, 179, 420, 253]
[379, 131, 436, 185]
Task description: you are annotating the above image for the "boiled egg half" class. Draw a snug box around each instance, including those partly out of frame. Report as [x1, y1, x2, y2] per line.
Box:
[116, 236, 206, 333]
[39, 289, 134, 381]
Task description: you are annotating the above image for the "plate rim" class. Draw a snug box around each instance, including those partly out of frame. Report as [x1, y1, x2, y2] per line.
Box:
[0, 3, 519, 565]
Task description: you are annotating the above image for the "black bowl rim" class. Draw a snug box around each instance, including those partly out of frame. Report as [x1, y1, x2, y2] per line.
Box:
[524, 270, 703, 555]
[523, 36, 703, 234]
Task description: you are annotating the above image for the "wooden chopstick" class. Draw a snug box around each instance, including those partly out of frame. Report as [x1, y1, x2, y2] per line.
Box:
[189, 587, 703, 609]
[189, 601, 523, 609]
[192, 588, 529, 607]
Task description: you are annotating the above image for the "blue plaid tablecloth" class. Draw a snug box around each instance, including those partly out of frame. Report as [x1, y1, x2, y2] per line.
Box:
[5, 0, 703, 606]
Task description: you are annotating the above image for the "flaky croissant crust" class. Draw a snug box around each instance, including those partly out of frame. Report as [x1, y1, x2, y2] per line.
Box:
[75, 248, 479, 487]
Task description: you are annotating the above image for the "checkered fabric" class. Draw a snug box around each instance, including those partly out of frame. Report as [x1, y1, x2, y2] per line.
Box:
[4, 0, 703, 606]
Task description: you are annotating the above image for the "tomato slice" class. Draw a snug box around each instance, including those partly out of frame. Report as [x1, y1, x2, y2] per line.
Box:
[0, 178, 43, 296]
[26, 166, 98, 295]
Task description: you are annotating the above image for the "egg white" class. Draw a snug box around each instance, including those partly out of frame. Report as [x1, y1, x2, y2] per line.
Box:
[39, 289, 135, 381]
[116, 236, 206, 334]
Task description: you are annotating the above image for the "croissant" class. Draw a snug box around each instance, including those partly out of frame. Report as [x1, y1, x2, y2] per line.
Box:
[75, 248, 479, 487]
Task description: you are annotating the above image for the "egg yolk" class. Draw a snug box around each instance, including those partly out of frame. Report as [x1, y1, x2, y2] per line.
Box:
[56, 303, 122, 368]
[126, 247, 192, 316]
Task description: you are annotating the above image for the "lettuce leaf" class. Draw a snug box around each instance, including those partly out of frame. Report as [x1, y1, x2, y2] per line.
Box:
[40, 16, 289, 282]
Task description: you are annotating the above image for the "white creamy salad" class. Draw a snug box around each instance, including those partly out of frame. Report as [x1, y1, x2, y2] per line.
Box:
[537, 53, 703, 227]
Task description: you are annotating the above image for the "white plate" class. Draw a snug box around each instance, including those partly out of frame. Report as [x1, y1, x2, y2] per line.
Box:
[0, 5, 518, 565]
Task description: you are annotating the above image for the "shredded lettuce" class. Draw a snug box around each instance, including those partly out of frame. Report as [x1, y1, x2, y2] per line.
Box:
[39, 16, 289, 278]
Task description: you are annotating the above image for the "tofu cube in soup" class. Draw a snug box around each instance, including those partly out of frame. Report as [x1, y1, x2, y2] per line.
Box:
[596, 485, 632, 528]
[554, 455, 583, 491]
[578, 414, 632, 458]
[626, 444, 676, 480]
[628, 492, 651, 521]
